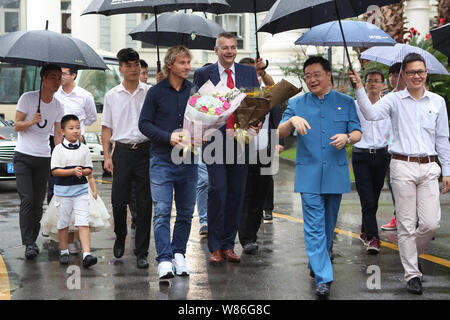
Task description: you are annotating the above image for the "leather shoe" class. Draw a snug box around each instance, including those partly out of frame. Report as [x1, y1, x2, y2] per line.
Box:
[406, 277, 422, 295]
[243, 242, 258, 254]
[137, 256, 149, 269]
[208, 250, 223, 265]
[113, 237, 125, 259]
[25, 245, 38, 260]
[222, 249, 240, 263]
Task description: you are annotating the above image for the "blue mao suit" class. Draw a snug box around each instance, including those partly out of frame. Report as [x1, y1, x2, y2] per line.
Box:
[281, 89, 361, 285]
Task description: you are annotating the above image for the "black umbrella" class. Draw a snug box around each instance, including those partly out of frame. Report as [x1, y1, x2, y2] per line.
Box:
[194, 0, 277, 64]
[0, 21, 107, 128]
[129, 12, 225, 50]
[82, 0, 231, 72]
[258, 0, 400, 87]
[430, 23, 450, 58]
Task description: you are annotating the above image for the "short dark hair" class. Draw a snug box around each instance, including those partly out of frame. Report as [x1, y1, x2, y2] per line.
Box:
[140, 59, 148, 68]
[117, 48, 140, 65]
[303, 56, 331, 73]
[40, 64, 62, 78]
[61, 114, 79, 129]
[364, 69, 385, 82]
[239, 57, 255, 65]
[402, 53, 426, 70]
[388, 62, 402, 75]
[215, 32, 236, 47]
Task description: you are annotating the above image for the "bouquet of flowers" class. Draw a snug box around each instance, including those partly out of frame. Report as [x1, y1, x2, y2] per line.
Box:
[182, 80, 247, 153]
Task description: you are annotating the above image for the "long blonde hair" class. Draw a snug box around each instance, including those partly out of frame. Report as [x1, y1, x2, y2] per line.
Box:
[163, 45, 192, 76]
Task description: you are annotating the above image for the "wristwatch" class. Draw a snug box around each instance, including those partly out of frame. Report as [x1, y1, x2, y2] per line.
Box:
[346, 133, 351, 145]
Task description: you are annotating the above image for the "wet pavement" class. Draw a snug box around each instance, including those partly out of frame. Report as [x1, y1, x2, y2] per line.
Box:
[0, 160, 449, 301]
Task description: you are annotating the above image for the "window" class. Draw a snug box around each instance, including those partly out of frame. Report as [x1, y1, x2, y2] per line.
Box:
[214, 14, 244, 49]
[0, 0, 20, 34]
[61, 0, 71, 34]
[0, 64, 41, 104]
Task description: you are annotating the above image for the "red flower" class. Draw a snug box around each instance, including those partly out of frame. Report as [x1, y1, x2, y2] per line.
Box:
[426, 33, 431, 40]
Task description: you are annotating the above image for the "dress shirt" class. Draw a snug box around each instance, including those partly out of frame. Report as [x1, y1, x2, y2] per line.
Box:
[101, 81, 150, 144]
[355, 87, 450, 175]
[353, 100, 391, 149]
[55, 85, 97, 135]
[139, 78, 194, 163]
[218, 62, 236, 87]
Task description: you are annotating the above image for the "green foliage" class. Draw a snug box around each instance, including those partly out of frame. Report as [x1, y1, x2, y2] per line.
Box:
[279, 53, 307, 90]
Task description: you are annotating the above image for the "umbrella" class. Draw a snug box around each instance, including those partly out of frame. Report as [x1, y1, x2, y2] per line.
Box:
[0, 21, 108, 128]
[129, 12, 225, 50]
[82, 0, 231, 72]
[360, 43, 450, 75]
[257, 0, 400, 86]
[295, 20, 396, 47]
[430, 23, 450, 58]
[193, 0, 277, 64]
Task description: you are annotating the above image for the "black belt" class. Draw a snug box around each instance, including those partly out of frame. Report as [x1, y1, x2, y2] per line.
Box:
[353, 146, 387, 154]
[115, 141, 150, 150]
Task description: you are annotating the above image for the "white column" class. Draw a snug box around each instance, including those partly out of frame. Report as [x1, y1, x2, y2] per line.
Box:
[110, 14, 127, 54]
[404, 0, 431, 38]
[71, 0, 101, 50]
[26, 0, 60, 31]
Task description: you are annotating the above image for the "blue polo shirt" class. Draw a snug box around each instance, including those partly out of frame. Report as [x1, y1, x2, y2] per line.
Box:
[139, 78, 194, 163]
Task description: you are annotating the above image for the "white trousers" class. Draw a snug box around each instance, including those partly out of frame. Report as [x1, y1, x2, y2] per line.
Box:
[55, 194, 90, 230]
[390, 159, 441, 281]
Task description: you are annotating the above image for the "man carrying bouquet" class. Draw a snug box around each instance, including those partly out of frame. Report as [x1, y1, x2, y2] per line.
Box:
[139, 46, 197, 280]
[193, 32, 261, 265]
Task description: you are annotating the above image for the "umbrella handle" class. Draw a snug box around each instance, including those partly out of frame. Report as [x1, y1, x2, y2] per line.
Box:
[157, 60, 161, 73]
[261, 59, 269, 70]
[37, 120, 47, 129]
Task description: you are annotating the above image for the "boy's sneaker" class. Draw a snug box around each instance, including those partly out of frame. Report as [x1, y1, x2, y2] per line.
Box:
[82, 255, 97, 268]
[263, 210, 273, 224]
[59, 253, 70, 265]
[359, 232, 369, 246]
[381, 217, 397, 231]
[367, 237, 381, 254]
[158, 261, 175, 280]
[172, 253, 189, 276]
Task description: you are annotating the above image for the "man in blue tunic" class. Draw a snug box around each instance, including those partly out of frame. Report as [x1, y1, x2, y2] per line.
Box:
[278, 56, 361, 297]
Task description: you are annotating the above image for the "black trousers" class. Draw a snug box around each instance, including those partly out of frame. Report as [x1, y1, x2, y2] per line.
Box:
[111, 146, 152, 257]
[352, 149, 390, 239]
[14, 151, 50, 246]
[262, 175, 274, 212]
[47, 135, 55, 204]
[238, 161, 272, 246]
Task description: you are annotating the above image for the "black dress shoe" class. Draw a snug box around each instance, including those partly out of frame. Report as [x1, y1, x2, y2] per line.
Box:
[113, 237, 125, 258]
[315, 283, 330, 298]
[25, 245, 38, 260]
[32, 243, 40, 254]
[82, 255, 97, 268]
[137, 257, 149, 269]
[243, 242, 258, 254]
[406, 277, 422, 295]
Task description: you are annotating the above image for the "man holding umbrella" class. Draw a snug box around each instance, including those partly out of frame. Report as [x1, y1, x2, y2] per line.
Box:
[14, 64, 64, 259]
[351, 53, 450, 295]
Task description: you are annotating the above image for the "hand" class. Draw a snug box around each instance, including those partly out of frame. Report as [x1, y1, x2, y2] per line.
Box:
[348, 69, 363, 89]
[104, 158, 113, 173]
[73, 166, 83, 178]
[255, 58, 266, 73]
[277, 144, 284, 154]
[249, 121, 263, 135]
[442, 176, 450, 194]
[31, 113, 42, 125]
[156, 72, 165, 83]
[290, 116, 311, 136]
[329, 134, 348, 150]
[92, 190, 98, 200]
[170, 131, 185, 147]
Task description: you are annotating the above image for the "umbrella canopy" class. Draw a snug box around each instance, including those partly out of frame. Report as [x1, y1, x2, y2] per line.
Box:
[430, 23, 450, 58]
[129, 12, 225, 50]
[295, 20, 396, 47]
[360, 43, 450, 75]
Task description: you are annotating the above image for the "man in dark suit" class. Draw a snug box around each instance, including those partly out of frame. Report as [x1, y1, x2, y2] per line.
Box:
[193, 32, 260, 264]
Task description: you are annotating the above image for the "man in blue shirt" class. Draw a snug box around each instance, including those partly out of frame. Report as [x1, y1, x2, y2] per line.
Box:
[139, 45, 197, 280]
[278, 56, 362, 298]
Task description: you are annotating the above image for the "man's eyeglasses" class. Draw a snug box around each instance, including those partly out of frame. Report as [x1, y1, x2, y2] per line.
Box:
[404, 70, 427, 77]
[304, 72, 325, 81]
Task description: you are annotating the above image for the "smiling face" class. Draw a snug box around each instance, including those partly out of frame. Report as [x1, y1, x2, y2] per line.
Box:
[215, 36, 237, 69]
[304, 63, 331, 97]
[167, 53, 191, 80]
[402, 60, 427, 91]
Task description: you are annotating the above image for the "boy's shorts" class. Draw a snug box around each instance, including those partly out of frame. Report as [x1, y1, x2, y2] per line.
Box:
[55, 194, 89, 229]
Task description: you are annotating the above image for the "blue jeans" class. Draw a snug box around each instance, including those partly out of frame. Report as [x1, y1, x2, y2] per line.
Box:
[196, 162, 208, 226]
[150, 156, 198, 263]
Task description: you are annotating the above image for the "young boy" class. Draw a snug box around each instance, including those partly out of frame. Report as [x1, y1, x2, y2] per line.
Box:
[51, 114, 97, 268]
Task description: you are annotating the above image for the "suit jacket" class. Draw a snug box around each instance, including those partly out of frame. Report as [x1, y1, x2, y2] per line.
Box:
[281, 90, 361, 194]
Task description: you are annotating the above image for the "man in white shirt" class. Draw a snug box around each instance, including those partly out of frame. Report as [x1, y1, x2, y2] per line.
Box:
[351, 53, 450, 295]
[101, 48, 152, 269]
[352, 70, 391, 254]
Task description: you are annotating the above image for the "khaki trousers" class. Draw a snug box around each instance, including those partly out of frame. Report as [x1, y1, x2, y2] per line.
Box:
[390, 159, 441, 281]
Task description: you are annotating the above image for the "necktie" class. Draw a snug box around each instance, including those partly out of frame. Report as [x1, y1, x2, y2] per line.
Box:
[68, 143, 78, 149]
[225, 69, 235, 130]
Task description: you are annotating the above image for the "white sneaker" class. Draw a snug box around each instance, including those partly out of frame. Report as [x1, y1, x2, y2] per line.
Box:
[158, 261, 174, 280]
[172, 253, 189, 276]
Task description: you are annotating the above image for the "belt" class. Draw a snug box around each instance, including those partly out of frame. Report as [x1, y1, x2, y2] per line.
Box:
[392, 154, 435, 164]
[353, 146, 387, 154]
[115, 141, 150, 150]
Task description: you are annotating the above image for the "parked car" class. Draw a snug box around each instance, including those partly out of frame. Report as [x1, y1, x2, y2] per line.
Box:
[0, 117, 17, 180]
[84, 131, 103, 163]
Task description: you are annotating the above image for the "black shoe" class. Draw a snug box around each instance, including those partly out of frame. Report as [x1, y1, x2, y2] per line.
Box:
[59, 253, 70, 265]
[32, 243, 40, 254]
[243, 242, 258, 254]
[309, 269, 315, 279]
[137, 256, 149, 269]
[82, 255, 97, 268]
[113, 237, 125, 259]
[25, 245, 38, 260]
[406, 277, 423, 295]
[315, 283, 330, 298]
[263, 210, 273, 223]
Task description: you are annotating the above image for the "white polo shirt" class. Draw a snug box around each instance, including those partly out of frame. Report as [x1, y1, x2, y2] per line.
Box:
[15, 91, 64, 158]
[54, 85, 97, 135]
[101, 81, 150, 144]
